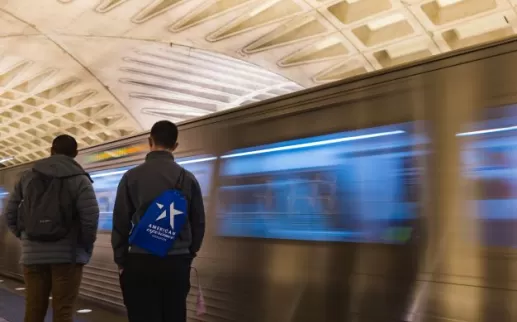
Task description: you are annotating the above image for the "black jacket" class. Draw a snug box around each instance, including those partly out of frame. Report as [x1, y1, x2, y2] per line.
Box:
[111, 151, 206, 267]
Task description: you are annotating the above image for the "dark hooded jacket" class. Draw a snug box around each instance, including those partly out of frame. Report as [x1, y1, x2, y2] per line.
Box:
[4, 155, 100, 265]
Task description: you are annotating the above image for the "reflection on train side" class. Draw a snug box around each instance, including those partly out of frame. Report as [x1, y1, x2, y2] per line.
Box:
[217, 123, 425, 244]
[90, 167, 133, 231]
[462, 105, 517, 247]
[0, 188, 7, 213]
[90, 156, 216, 232]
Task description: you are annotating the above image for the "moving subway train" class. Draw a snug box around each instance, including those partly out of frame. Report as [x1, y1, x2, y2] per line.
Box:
[4, 37, 517, 321]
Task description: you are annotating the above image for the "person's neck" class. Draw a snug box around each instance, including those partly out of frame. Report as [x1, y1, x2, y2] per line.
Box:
[150, 148, 171, 153]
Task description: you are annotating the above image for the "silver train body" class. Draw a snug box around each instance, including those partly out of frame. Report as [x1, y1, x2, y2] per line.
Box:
[3, 37, 517, 322]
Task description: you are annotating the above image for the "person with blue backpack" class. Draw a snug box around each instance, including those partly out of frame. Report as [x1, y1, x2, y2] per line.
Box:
[4, 134, 100, 322]
[111, 120, 206, 322]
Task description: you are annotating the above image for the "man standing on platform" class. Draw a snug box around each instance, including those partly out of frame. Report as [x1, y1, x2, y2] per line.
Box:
[111, 120, 205, 322]
[4, 134, 100, 322]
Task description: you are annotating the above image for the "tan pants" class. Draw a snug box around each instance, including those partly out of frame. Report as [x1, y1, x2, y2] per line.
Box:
[23, 264, 83, 322]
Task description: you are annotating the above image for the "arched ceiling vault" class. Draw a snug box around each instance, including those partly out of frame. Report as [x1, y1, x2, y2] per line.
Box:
[1, 0, 517, 166]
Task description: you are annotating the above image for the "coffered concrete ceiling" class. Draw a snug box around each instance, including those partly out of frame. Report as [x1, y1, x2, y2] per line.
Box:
[1, 0, 516, 165]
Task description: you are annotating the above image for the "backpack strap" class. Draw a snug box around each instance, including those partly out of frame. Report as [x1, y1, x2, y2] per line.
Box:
[174, 169, 186, 191]
[130, 169, 186, 229]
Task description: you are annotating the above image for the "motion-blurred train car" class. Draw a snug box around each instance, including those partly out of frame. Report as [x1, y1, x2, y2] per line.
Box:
[4, 37, 517, 321]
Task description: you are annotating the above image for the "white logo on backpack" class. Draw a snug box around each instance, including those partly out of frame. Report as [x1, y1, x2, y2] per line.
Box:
[155, 202, 183, 230]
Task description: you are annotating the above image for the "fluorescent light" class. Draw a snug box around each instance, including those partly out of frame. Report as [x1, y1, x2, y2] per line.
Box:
[368, 13, 405, 30]
[0, 280, 4, 283]
[15, 287, 25, 291]
[90, 170, 128, 179]
[221, 130, 405, 159]
[437, 0, 463, 7]
[90, 157, 216, 179]
[77, 309, 92, 314]
[456, 125, 517, 137]
[0, 157, 13, 163]
[178, 157, 217, 165]
[0, 192, 8, 196]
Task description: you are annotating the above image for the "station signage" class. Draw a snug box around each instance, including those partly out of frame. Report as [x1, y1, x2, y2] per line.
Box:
[83, 142, 147, 164]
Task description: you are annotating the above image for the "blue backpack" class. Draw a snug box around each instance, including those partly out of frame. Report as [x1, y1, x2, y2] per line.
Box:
[129, 170, 188, 257]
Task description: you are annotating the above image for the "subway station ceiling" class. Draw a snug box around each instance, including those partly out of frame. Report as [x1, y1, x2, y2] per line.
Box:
[1, 0, 517, 166]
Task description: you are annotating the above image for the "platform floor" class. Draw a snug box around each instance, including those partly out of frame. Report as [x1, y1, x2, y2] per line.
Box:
[0, 277, 127, 322]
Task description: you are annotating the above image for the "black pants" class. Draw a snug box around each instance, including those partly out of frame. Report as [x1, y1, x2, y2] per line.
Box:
[120, 254, 192, 322]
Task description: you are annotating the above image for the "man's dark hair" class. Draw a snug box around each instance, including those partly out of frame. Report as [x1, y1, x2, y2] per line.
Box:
[150, 121, 178, 149]
[51, 135, 78, 158]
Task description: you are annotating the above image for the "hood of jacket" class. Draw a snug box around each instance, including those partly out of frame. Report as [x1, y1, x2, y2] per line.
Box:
[33, 154, 91, 180]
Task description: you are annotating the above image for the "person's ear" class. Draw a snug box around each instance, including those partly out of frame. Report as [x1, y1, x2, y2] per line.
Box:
[172, 142, 179, 152]
[72, 150, 78, 158]
[148, 137, 153, 150]
[50, 147, 55, 156]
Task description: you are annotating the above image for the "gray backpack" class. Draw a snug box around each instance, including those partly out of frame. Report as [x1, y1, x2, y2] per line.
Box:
[19, 169, 87, 242]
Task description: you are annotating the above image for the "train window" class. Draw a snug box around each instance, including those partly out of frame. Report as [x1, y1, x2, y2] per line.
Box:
[90, 166, 134, 231]
[217, 123, 424, 244]
[461, 104, 517, 247]
[177, 156, 217, 198]
[89, 155, 216, 232]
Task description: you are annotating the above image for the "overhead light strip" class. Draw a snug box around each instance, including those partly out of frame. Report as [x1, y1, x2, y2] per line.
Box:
[221, 130, 406, 159]
[77, 309, 92, 314]
[0, 157, 14, 163]
[456, 125, 517, 137]
[89, 157, 217, 179]
[90, 170, 128, 179]
[179, 157, 217, 165]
